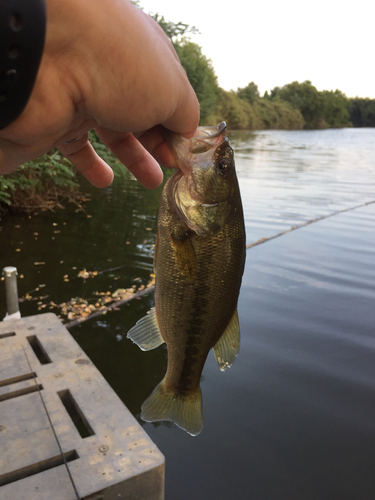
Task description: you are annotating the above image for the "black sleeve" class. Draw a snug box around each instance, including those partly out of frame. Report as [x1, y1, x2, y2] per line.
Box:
[0, 0, 46, 130]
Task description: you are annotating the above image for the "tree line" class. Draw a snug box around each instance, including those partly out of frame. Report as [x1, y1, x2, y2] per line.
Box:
[155, 14, 375, 131]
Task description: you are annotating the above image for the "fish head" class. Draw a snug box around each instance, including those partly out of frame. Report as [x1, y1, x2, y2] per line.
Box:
[165, 122, 239, 236]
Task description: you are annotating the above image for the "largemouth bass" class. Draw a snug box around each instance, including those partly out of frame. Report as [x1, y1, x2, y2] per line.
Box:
[127, 122, 246, 436]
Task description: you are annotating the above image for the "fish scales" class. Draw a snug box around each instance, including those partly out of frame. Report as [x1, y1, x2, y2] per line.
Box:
[155, 175, 245, 395]
[127, 122, 246, 436]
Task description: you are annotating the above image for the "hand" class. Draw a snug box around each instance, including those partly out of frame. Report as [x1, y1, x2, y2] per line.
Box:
[0, 0, 199, 189]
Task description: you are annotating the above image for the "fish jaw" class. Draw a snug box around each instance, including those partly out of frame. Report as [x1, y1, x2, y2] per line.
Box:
[164, 122, 228, 175]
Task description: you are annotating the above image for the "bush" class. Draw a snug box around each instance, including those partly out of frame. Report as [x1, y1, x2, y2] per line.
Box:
[206, 89, 255, 129]
[0, 151, 81, 212]
[252, 100, 304, 130]
[347, 98, 375, 127]
[205, 89, 304, 131]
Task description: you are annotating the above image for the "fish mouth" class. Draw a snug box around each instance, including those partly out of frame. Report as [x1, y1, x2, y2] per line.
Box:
[189, 122, 227, 154]
[165, 122, 228, 175]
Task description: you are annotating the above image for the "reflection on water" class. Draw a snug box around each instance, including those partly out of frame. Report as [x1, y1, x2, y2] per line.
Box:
[230, 128, 375, 243]
[1, 128, 375, 499]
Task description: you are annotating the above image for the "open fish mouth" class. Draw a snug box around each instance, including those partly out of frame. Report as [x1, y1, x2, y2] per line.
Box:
[189, 122, 227, 154]
[165, 122, 228, 175]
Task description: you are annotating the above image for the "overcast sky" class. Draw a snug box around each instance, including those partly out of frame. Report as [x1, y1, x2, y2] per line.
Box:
[139, 0, 375, 98]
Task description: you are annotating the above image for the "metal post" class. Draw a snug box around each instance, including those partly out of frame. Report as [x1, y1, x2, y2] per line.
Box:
[2, 266, 21, 320]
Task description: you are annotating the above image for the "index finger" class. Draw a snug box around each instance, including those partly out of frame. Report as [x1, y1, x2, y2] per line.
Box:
[161, 77, 200, 138]
[133, 125, 179, 169]
[96, 127, 164, 189]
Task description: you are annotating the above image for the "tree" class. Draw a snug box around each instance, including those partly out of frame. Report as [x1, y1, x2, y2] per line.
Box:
[270, 80, 324, 129]
[237, 82, 260, 104]
[151, 13, 198, 43]
[320, 90, 349, 128]
[174, 41, 219, 123]
[152, 14, 218, 123]
[348, 98, 375, 127]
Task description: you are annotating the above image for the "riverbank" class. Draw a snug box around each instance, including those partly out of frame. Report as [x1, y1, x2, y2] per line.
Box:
[0, 132, 117, 214]
[204, 83, 375, 132]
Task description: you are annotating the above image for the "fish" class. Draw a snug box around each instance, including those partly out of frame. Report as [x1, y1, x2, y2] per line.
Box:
[127, 122, 246, 436]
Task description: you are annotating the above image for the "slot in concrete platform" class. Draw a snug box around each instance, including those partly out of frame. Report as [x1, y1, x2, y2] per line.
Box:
[0, 313, 164, 500]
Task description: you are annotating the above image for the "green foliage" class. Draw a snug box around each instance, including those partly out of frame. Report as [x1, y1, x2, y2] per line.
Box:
[0, 151, 79, 211]
[206, 89, 304, 131]
[174, 41, 219, 123]
[269, 81, 350, 129]
[237, 82, 260, 104]
[253, 100, 305, 130]
[320, 90, 350, 128]
[263, 90, 271, 100]
[347, 98, 375, 127]
[152, 12, 217, 123]
[206, 89, 256, 129]
[150, 9, 374, 131]
[270, 80, 325, 129]
[151, 13, 198, 42]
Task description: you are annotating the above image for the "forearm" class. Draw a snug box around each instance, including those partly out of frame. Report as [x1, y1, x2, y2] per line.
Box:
[0, 0, 46, 129]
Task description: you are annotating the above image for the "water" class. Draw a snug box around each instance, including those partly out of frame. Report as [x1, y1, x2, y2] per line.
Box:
[232, 128, 375, 242]
[1, 128, 375, 499]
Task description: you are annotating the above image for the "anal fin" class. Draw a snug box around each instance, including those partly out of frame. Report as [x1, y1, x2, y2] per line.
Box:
[127, 308, 164, 351]
[213, 309, 240, 371]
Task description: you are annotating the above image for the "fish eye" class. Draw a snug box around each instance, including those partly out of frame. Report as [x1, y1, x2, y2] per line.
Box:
[217, 158, 231, 176]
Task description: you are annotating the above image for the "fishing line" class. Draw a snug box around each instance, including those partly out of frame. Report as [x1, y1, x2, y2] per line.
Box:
[21, 345, 82, 500]
[246, 199, 375, 250]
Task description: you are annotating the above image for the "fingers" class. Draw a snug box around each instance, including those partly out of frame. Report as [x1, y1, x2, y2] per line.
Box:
[58, 133, 114, 188]
[133, 125, 178, 169]
[96, 127, 163, 189]
[161, 79, 200, 139]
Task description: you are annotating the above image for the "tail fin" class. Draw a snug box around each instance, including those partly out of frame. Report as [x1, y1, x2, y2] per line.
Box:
[141, 380, 203, 436]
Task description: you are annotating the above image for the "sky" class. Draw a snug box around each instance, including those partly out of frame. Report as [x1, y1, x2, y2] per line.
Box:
[139, 0, 375, 99]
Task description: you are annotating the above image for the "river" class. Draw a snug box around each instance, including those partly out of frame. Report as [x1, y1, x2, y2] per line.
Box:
[1, 127, 375, 499]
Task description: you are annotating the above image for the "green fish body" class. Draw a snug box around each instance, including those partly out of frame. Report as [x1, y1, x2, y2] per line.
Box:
[127, 122, 246, 435]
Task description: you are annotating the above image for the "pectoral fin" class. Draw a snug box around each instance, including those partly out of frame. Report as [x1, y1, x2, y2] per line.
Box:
[127, 308, 164, 351]
[171, 235, 197, 280]
[213, 310, 240, 371]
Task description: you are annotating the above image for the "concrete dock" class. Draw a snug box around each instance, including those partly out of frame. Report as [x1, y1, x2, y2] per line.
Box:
[0, 313, 164, 500]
